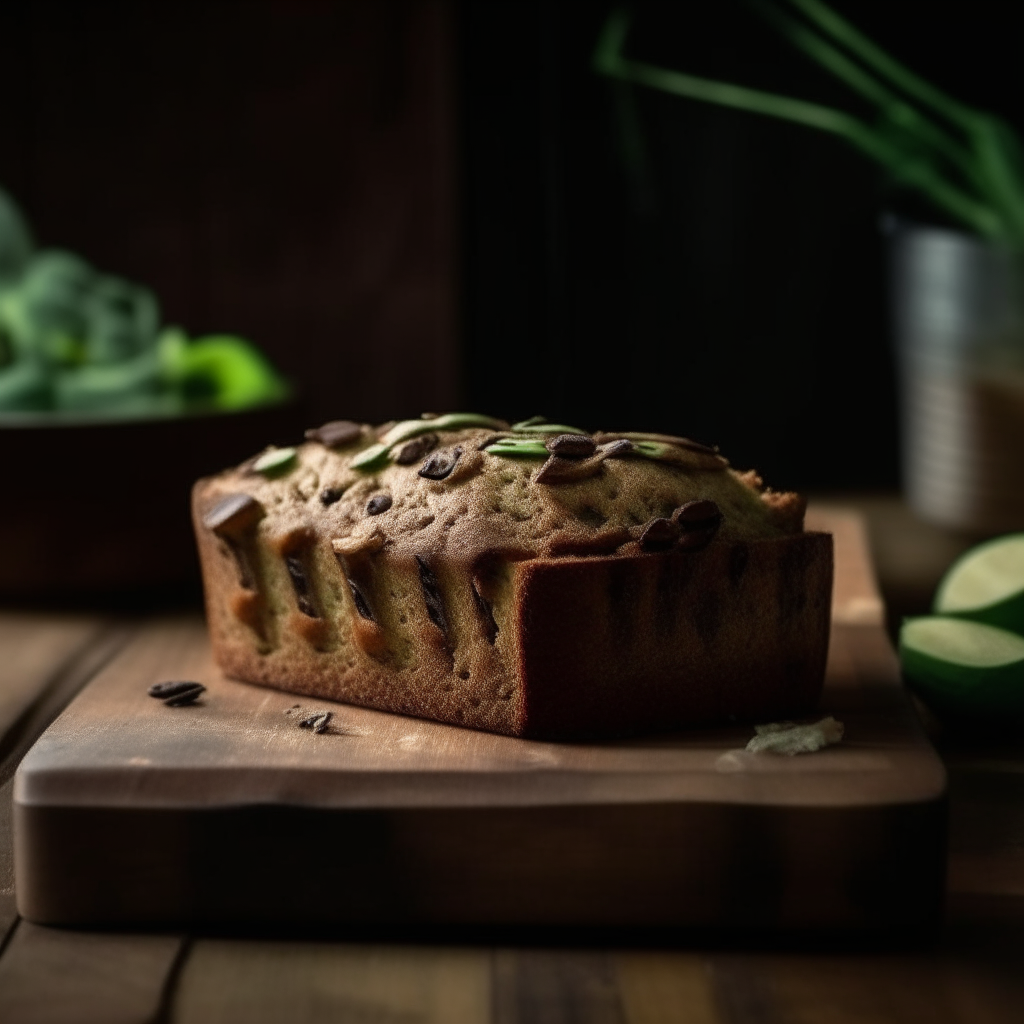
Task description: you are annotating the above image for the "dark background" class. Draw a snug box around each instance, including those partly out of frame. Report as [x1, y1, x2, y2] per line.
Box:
[461, 0, 1024, 491]
[2, 0, 1021, 493]
[0, 0, 459, 426]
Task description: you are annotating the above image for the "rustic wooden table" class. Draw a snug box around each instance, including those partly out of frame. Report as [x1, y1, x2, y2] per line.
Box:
[0, 499, 1022, 1024]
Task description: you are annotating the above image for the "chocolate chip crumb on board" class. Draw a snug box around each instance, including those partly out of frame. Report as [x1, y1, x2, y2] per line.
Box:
[193, 413, 832, 739]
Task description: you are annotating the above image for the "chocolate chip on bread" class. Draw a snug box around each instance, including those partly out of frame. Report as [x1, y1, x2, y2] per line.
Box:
[193, 414, 832, 739]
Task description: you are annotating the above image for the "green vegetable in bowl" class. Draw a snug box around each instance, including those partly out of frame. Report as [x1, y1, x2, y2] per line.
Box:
[0, 357, 50, 411]
[55, 349, 168, 414]
[4, 251, 95, 366]
[0, 186, 32, 286]
[0, 184, 290, 419]
[85, 275, 160, 365]
[159, 329, 289, 412]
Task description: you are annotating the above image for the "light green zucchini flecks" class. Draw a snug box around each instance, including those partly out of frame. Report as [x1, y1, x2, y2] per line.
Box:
[380, 412, 506, 447]
[252, 446, 297, 475]
[485, 439, 550, 457]
[632, 441, 669, 459]
[510, 420, 590, 435]
[351, 413, 507, 472]
[351, 442, 390, 470]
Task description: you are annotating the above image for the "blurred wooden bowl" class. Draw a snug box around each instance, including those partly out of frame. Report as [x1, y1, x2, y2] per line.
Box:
[0, 403, 304, 601]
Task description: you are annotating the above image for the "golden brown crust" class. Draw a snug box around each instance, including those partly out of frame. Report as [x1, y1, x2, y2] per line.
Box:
[193, 418, 831, 738]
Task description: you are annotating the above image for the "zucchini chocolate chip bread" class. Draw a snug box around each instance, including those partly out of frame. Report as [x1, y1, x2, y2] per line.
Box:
[193, 413, 833, 739]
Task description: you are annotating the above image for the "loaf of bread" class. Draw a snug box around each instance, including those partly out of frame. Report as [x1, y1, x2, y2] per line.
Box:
[192, 414, 832, 739]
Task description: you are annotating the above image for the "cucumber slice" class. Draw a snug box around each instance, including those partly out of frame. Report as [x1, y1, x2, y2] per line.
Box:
[899, 616, 1024, 716]
[934, 534, 1024, 634]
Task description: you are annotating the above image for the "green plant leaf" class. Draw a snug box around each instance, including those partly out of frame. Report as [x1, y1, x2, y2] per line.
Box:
[593, 5, 1024, 246]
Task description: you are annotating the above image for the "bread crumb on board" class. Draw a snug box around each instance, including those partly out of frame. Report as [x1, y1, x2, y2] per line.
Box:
[745, 716, 844, 755]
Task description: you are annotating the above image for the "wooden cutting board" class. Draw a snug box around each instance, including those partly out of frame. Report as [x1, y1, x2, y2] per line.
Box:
[13, 508, 947, 933]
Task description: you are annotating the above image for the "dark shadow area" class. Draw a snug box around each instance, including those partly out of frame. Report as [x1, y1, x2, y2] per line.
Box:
[460, 0, 1024, 491]
[0, 0, 458, 429]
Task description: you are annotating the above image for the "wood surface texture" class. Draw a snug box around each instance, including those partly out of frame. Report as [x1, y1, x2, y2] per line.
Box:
[805, 506, 884, 627]
[0, 615, 105, 766]
[15, 617, 941, 811]
[0, 922, 183, 1024]
[0, 613, 131, 949]
[12, 509, 947, 931]
[2, 503, 1024, 1022]
[172, 941, 490, 1024]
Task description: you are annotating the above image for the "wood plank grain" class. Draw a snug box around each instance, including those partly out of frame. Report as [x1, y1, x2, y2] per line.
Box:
[13, 624, 946, 930]
[493, 950, 625, 1024]
[0, 622, 135, 786]
[614, 953, 722, 1024]
[0, 921, 183, 1024]
[709, 951, 1024, 1024]
[841, 495, 975, 635]
[17, 507, 909, 814]
[0, 780, 15, 951]
[0, 617, 135, 950]
[805, 505, 884, 626]
[17, 619, 943, 812]
[13, 509, 946, 930]
[709, 957, 779, 1024]
[0, 614, 105, 763]
[945, 750, 1024, 903]
[170, 941, 489, 1024]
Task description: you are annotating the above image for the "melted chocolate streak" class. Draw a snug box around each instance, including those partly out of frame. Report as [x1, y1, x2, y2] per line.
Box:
[416, 556, 448, 635]
[471, 581, 499, 644]
[333, 552, 376, 622]
[224, 538, 256, 590]
[264, 486, 728, 650]
[284, 555, 319, 618]
[347, 577, 375, 621]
